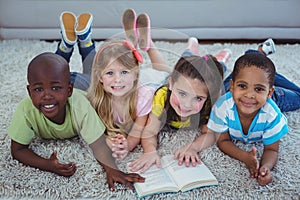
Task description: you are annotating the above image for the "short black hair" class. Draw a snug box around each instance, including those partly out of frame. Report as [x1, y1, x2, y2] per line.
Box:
[27, 52, 70, 83]
[232, 53, 276, 87]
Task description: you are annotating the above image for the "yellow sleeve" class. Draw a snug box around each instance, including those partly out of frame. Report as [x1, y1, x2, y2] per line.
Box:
[152, 86, 168, 117]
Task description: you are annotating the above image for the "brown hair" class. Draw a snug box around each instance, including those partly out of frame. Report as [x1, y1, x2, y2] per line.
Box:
[161, 55, 223, 128]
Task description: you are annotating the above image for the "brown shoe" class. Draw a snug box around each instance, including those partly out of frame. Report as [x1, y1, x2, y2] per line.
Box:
[76, 13, 93, 41]
[122, 8, 138, 46]
[60, 11, 77, 46]
[136, 13, 151, 52]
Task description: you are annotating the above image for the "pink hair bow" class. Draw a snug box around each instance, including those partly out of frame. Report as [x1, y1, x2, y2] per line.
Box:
[124, 40, 143, 63]
[202, 55, 209, 61]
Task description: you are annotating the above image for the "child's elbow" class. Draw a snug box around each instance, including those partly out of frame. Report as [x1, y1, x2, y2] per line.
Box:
[10, 140, 27, 160]
[11, 147, 20, 161]
[206, 130, 218, 143]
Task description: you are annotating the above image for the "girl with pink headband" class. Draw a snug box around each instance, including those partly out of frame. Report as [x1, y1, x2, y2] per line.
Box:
[86, 38, 158, 159]
[85, 8, 171, 162]
[55, 9, 171, 191]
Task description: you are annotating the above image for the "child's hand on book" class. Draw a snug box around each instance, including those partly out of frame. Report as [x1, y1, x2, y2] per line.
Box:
[130, 154, 218, 197]
[174, 143, 201, 167]
[129, 151, 161, 173]
[111, 134, 129, 160]
[105, 164, 145, 191]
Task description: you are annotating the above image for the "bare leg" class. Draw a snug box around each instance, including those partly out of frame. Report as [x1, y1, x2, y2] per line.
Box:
[135, 12, 172, 73]
[122, 9, 172, 73]
[147, 41, 172, 73]
[186, 37, 199, 55]
[214, 49, 232, 64]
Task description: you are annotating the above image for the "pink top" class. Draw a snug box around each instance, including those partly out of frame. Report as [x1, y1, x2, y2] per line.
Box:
[114, 85, 155, 124]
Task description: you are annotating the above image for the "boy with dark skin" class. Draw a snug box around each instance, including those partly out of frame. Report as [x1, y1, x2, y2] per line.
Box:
[8, 52, 144, 191]
[208, 53, 288, 185]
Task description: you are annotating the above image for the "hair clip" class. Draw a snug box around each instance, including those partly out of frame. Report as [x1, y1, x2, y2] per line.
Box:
[95, 40, 143, 63]
[202, 55, 209, 61]
[124, 40, 143, 63]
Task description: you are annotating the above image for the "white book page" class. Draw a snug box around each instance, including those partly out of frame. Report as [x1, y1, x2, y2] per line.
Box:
[162, 155, 217, 191]
[129, 161, 178, 194]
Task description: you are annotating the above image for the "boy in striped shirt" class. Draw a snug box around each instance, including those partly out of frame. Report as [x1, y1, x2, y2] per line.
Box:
[208, 53, 288, 186]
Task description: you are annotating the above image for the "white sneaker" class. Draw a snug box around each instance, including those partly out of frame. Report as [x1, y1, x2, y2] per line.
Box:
[261, 38, 276, 55]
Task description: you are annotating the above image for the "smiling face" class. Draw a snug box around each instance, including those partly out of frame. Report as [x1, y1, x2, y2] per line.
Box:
[27, 53, 73, 124]
[100, 59, 138, 98]
[230, 66, 274, 118]
[169, 74, 208, 119]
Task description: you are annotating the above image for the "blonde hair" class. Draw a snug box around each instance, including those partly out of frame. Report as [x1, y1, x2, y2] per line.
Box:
[86, 39, 140, 137]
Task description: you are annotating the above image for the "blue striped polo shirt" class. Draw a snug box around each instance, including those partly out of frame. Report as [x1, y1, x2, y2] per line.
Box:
[207, 92, 288, 145]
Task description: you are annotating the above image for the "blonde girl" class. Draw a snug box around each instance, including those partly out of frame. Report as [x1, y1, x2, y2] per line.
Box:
[87, 33, 169, 159]
[87, 9, 170, 160]
[86, 39, 146, 157]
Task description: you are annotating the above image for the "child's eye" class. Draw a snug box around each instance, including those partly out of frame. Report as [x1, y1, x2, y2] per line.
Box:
[178, 91, 186, 97]
[255, 87, 265, 92]
[52, 86, 62, 91]
[237, 84, 246, 89]
[106, 71, 113, 76]
[195, 97, 203, 102]
[121, 70, 129, 75]
[34, 87, 43, 92]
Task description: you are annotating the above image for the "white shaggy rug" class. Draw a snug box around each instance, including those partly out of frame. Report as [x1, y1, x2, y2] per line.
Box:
[0, 39, 299, 199]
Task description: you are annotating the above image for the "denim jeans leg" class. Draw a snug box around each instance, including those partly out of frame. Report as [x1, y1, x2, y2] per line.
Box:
[78, 41, 96, 74]
[272, 72, 300, 112]
[55, 42, 73, 63]
[272, 86, 300, 112]
[181, 49, 195, 57]
[70, 72, 91, 91]
[273, 72, 300, 91]
[244, 49, 264, 55]
[223, 73, 232, 94]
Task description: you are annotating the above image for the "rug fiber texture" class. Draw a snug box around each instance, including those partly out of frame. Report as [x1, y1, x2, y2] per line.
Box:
[0, 40, 299, 199]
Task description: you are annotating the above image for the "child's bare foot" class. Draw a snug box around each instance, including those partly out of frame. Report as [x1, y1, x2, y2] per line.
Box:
[214, 49, 232, 64]
[186, 37, 199, 55]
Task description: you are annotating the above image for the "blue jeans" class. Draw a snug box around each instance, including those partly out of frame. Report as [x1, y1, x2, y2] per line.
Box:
[223, 50, 300, 112]
[55, 42, 95, 91]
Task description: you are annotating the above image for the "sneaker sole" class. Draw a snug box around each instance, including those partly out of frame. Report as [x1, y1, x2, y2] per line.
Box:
[137, 13, 150, 51]
[122, 9, 137, 46]
[76, 13, 92, 34]
[61, 12, 76, 43]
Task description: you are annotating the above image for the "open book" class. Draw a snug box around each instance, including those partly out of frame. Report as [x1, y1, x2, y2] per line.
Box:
[128, 155, 218, 198]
